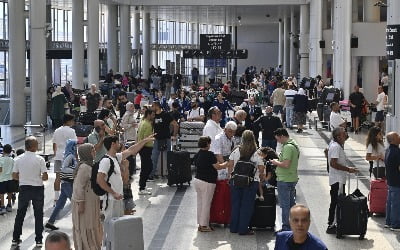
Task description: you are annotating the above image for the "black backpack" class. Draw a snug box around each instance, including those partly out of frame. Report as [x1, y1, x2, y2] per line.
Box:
[91, 156, 115, 196]
[231, 152, 257, 188]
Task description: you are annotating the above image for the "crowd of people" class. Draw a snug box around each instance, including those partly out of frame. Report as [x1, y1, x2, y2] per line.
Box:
[1, 64, 398, 250]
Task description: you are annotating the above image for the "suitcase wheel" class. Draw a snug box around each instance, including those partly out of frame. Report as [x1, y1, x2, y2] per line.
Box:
[224, 224, 228, 228]
[188, 181, 191, 186]
[359, 234, 365, 240]
[336, 232, 342, 239]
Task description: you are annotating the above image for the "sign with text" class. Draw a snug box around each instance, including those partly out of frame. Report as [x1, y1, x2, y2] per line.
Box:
[183, 49, 248, 59]
[200, 34, 231, 51]
[386, 24, 400, 60]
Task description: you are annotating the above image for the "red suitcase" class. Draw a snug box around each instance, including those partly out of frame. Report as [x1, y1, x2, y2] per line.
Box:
[369, 178, 387, 215]
[209, 179, 231, 225]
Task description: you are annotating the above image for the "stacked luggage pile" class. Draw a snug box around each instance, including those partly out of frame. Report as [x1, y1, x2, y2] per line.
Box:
[178, 121, 205, 159]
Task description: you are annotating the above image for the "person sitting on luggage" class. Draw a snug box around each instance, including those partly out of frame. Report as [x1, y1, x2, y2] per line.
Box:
[186, 99, 205, 122]
[326, 127, 358, 234]
[226, 130, 265, 235]
[366, 126, 386, 179]
[193, 136, 227, 232]
[257, 147, 278, 201]
[275, 204, 328, 250]
[329, 102, 346, 130]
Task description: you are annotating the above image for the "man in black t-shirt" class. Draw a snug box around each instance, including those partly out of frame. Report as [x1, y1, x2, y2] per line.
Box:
[349, 85, 365, 133]
[254, 106, 283, 150]
[150, 101, 179, 178]
[173, 70, 182, 93]
[117, 91, 129, 118]
[86, 84, 102, 112]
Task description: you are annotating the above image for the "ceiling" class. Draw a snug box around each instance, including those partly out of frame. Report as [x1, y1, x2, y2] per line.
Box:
[45, 0, 298, 26]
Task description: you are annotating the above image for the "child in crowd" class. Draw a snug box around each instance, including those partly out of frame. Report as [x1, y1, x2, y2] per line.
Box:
[257, 147, 279, 201]
[0, 144, 17, 214]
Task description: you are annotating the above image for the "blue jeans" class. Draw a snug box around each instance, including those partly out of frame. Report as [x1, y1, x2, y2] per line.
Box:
[230, 181, 258, 234]
[151, 139, 171, 177]
[277, 181, 297, 231]
[48, 181, 73, 224]
[262, 139, 277, 151]
[285, 106, 294, 128]
[386, 185, 400, 228]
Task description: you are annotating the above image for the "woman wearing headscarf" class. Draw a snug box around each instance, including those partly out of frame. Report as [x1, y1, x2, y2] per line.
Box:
[293, 88, 309, 133]
[45, 139, 78, 231]
[121, 102, 138, 142]
[72, 143, 102, 250]
[51, 86, 68, 128]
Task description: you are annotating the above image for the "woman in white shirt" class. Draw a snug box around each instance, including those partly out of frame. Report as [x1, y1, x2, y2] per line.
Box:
[366, 126, 386, 178]
[226, 130, 265, 235]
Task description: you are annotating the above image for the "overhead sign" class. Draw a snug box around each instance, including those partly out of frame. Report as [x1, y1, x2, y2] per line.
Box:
[200, 34, 231, 51]
[386, 24, 400, 60]
[183, 49, 248, 59]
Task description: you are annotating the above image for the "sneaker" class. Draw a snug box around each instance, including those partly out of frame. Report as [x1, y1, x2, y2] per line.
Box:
[45, 222, 59, 231]
[138, 189, 152, 195]
[11, 239, 22, 246]
[147, 177, 155, 182]
[390, 227, 400, 232]
[6, 204, 12, 212]
[0, 206, 6, 215]
[326, 224, 337, 234]
[36, 241, 43, 247]
[258, 195, 264, 201]
[384, 224, 391, 228]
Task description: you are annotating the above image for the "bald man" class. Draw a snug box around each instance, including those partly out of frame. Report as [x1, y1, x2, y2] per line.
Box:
[275, 204, 327, 250]
[254, 106, 283, 150]
[87, 119, 107, 162]
[384, 132, 400, 231]
[86, 84, 102, 112]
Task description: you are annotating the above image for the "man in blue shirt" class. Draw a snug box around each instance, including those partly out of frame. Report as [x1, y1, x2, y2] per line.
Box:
[385, 132, 400, 231]
[275, 204, 327, 250]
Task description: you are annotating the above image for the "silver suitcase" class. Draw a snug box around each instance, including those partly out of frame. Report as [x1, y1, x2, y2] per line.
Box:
[179, 141, 198, 148]
[180, 121, 205, 129]
[156, 150, 168, 177]
[180, 128, 203, 135]
[105, 215, 144, 250]
[179, 134, 201, 141]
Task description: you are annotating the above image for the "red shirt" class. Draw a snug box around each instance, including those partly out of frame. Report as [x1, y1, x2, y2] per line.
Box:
[223, 84, 230, 94]
[134, 94, 143, 105]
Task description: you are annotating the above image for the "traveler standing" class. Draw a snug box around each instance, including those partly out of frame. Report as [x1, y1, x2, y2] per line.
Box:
[293, 88, 309, 133]
[329, 102, 346, 130]
[86, 84, 102, 113]
[121, 102, 138, 142]
[271, 82, 286, 120]
[366, 126, 385, 179]
[374, 86, 387, 130]
[254, 106, 283, 150]
[51, 86, 68, 128]
[12, 137, 48, 247]
[349, 85, 366, 133]
[270, 128, 300, 232]
[203, 107, 223, 152]
[283, 85, 297, 129]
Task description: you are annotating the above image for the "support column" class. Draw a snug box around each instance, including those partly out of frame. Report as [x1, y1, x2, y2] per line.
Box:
[290, 7, 298, 76]
[299, 4, 310, 79]
[278, 20, 284, 67]
[309, 0, 323, 77]
[9, 0, 26, 126]
[333, 0, 352, 99]
[46, 1, 52, 87]
[88, 0, 99, 86]
[142, 11, 151, 80]
[72, 0, 84, 89]
[132, 10, 140, 76]
[386, 0, 400, 133]
[283, 15, 290, 77]
[119, 5, 131, 74]
[107, 4, 118, 72]
[151, 19, 158, 67]
[192, 22, 198, 68]
[361, 0, 380, 102]
[30, 0, 47, 124]
[53, 60, 62, 85]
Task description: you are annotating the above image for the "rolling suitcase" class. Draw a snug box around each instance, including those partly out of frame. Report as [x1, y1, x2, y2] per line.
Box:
[105, 215, 144, 250]
[336, 174, 368, 239]
[369, 165, 387, 215]
[250, 186, 276, 229]
[72, 124, 93, 137]
[167, 150, 192, 187]
[209, 179, 231, 225]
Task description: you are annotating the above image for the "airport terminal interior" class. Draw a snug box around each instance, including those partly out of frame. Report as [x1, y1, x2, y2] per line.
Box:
[0, 0, 400, 249]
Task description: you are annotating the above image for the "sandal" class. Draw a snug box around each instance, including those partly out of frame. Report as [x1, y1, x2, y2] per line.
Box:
[198, 226, 213, 232]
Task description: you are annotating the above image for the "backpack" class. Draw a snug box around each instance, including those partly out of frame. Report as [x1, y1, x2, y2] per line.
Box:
[91, 156, 115, 197]
[60, 155, 76, 182]
[231, 151, 257, 188]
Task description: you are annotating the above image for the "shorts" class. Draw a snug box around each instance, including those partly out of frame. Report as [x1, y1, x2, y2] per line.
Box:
[375, 110, 385, 122]
[54, 160, 62, 173]
[0, 180, 19, 194]
[350, 107, 362, 118]
[134, 104, 140, 110]
[273, 105, 284, 114]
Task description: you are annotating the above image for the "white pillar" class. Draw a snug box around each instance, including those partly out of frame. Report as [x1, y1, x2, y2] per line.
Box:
[350, 56, 359, 91]
[30, 0, 47, 124]
[361, 0, 380, 102]
[87, 0, 99, 86]
[309, 0, 323, 77]
[278, 20, 284, 66]
[386, 0, 400, 133]
[299, 4, 310, 79]
[132, 11, 140, 76]
[283, 16, 290, 77]
[142, 11, 151, 80]
[119, 5, 131, 74]
[53, 59, 61, 85]
[9, 0, 26, 126]
[333, 0, 352, 99]
[151, 19, 158, 67]
[72, 0, 84, 89]
[107, 4, 118, 72]
[290, 7, 298, 76]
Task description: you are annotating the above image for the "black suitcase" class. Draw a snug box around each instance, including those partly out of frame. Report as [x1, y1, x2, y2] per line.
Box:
[72, 124, 93, 137]
[323, 105, 331, 122]
[79, 112, 97, 125]
[336, 175, 368, 239]
[317, 103, 324, 121]
[250, 186, 276, 229]
[167, 150, 192, 187]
